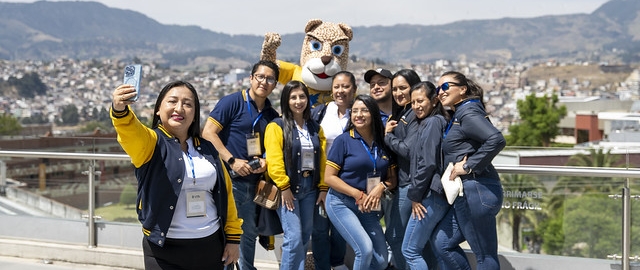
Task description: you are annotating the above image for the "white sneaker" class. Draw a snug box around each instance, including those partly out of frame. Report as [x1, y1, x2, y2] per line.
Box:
[332, 264, 349, 270]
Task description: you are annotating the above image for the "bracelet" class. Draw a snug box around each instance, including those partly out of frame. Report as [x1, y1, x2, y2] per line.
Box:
[380, 181, 389, 190]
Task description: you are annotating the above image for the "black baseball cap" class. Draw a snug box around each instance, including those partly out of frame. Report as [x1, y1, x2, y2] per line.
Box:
[364, 68, 393, 83]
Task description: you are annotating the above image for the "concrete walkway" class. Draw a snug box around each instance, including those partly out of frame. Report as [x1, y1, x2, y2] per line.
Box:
[0, 237, 280, 270]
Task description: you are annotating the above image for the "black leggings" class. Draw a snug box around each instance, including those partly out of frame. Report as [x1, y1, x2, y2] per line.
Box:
[143, 229, 224, 270]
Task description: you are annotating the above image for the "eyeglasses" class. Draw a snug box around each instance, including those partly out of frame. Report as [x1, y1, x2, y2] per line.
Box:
[436, 82, 462, 92]
[369, 80, 389, 88]
[253, 74, 276, 85]
[351, 108, 370, 115]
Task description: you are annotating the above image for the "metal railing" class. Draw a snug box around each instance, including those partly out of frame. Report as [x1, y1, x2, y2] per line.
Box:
[0, 150, 129, 248]
[1, 150, 639, 269]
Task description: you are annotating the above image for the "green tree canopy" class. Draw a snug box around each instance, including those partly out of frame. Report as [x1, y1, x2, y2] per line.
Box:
[507, 93, 567, 147]
[119, 183, 137, 208]
[58, 104, 80, 126]
[0, 113, 22, 135]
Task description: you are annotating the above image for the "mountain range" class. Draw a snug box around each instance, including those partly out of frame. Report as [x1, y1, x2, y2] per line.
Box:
[0, 0, 639, 66]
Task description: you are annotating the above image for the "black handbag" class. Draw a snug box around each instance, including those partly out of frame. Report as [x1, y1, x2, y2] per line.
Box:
[257, 206, 283, 236]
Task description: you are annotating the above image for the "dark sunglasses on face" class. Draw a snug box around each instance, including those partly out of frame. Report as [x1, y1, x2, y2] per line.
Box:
[436, 82, 462, 92]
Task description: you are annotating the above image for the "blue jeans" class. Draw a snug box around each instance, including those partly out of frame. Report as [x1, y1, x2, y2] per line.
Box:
[326, 189, 388, 270]
[384, 185, 411, 269]
[277, 176, 317, 270]
[402, 191, 449, 270]
[432, 178, 503, 270]
[232, 180, 259, 270]
[312, 197, 346, 270]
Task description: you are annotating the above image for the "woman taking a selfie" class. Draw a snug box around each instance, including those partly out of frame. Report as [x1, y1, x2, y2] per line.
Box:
[111, 80, 242, 270]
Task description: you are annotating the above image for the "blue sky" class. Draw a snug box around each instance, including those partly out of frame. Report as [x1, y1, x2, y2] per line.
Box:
[7, 0, 610, 35]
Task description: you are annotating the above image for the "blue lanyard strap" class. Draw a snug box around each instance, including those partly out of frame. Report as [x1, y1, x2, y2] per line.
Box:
[297, 122, 310, 141]
[359, 139, 378, 174]
[186, 151, 196, 183]
[245, 89, 264, 133]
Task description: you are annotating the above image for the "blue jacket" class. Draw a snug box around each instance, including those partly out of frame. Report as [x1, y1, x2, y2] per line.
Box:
[409, 114, 446, 201]
[442, 99, 506, 182]
[111, 106, 242, 247]
[384, 106, 419, 188]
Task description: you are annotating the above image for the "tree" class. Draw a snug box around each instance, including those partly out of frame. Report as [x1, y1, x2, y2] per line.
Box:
[0, 113, 22, 135]
[552, 148, 624, 195]
[119, 183, 137, 208]
[507, 93, 567, 147]
[498, 173, 547, 251]
[59, 104, 80, 126]
[563, 195, 620, 258]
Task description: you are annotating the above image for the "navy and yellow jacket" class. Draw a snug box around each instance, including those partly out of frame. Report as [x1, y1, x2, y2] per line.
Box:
[264, 118, 328, 192]
[111, 106, 243, 247]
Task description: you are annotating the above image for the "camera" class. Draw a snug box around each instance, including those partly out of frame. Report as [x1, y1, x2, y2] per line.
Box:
[229, 158, 261, 178]
[248, 158, 261, 170]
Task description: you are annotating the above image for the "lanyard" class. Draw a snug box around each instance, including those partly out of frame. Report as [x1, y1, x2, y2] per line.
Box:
[443, 99, 480, 139]
[186, 151, 196, 184]
[359, 139, 378, 174]
[297, 122, 310, 141]
[245, 89, 264, 134]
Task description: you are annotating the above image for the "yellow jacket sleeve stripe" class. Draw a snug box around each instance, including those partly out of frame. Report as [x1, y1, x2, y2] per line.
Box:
[220, 155, 243, 243]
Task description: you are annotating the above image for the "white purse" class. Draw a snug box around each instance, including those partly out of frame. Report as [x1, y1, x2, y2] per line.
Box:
[441, 162, 464, 205]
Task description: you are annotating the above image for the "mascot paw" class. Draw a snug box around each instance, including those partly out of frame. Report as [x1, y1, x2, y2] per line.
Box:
[261, 32, 281, 62]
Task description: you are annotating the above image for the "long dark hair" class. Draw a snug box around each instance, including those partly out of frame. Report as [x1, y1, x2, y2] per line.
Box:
[346, 95, 385, 149]
[390, 69, 421, 121]
[410, 81, 449, 121]
[441, 70, 486, 109]
[151, 80, 201, 138]
[280, 80, 311, 167]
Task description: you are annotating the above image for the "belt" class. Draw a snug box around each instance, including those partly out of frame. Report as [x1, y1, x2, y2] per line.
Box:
[302, 170, 313, 177]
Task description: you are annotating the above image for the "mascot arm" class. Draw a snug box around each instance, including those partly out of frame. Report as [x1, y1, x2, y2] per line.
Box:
[260, 32, 281, 63]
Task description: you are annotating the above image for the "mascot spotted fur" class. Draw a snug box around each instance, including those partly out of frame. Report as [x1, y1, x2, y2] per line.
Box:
[261, 19, 353, 105]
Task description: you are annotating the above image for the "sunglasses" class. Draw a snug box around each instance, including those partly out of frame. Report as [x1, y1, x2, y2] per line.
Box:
[436, 82, 462, 92]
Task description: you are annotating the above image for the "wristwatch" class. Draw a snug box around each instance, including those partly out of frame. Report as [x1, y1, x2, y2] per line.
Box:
[463, 163, 472, 174]
[227, 156, 236, 165]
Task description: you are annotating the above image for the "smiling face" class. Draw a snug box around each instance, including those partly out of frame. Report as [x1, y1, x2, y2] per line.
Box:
[437, 74, 467, 107]
[392, 75, 411, 107]
[288, 87, 308, 119]
[411, 88, 433, 120]
[155, 85, 195, 140]
[250, 64, 277, 100]
[332, 73, 356, 109]
[350, 99, 371, 130]
[369, 74, 392, 103]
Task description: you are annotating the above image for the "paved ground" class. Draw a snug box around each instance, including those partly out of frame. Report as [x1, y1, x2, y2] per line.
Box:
[0, 255, 135, 270]
[0, 255, 280, 270]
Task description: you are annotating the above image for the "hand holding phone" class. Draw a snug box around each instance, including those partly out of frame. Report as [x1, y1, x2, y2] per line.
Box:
[123, 64, 142, 101]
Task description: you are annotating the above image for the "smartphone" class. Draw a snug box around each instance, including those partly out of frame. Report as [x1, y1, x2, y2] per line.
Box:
[123, 64, 142, 101]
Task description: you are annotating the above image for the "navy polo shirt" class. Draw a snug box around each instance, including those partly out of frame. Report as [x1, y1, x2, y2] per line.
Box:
[207, 89, 279, 181]
[326, 129, 393, 191]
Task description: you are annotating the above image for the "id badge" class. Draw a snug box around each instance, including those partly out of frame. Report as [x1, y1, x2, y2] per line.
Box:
[301, 147, 314, 170]
[366, 172, 381, 211]
[246, 133, 262, 157]
[186, 190, 207, 217]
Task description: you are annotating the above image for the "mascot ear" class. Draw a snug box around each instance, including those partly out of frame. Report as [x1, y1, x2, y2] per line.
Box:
[338, 23, 353, 41]
[305, 19, 324, 33]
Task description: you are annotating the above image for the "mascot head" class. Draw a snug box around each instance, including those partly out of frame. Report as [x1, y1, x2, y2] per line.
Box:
[299, 19, 353, 92]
